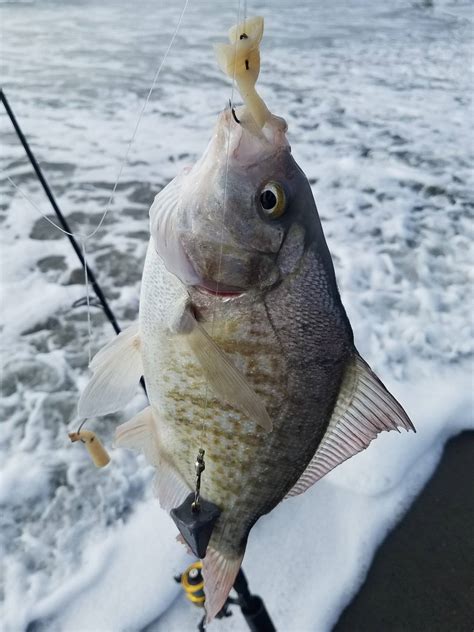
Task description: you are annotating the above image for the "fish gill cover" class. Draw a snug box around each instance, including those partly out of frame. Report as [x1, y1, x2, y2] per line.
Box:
[0, 1, 472, 631]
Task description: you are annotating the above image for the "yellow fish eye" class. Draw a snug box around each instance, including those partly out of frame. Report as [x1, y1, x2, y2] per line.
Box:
[259, 181, 286, 219]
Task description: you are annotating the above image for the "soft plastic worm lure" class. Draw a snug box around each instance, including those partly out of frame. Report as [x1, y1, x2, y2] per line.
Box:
[68, 429, 111, 468]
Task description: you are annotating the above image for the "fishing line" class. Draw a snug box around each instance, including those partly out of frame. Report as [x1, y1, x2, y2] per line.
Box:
[88, 0, 190, 240]
[6, 0, 189, 240]
[81, 239, 93, 365]
[5, 175, 78, 238]
[199, 0, 243, 470]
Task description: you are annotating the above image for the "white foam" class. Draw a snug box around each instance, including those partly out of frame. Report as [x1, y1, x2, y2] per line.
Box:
[21, 372, 470, 632]
[1, 0, 472, 630]
[28, 501, 190, 631]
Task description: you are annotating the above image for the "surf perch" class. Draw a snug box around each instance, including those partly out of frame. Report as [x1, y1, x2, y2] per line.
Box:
[77, 16, 415, 621]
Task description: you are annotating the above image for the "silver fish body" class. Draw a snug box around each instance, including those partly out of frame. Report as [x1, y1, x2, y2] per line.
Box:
[139, 234, 351, 544]
[78, 108, 414, 620]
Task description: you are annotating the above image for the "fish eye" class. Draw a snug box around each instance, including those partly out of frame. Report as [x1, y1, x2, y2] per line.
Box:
[259, 181, 286, 219]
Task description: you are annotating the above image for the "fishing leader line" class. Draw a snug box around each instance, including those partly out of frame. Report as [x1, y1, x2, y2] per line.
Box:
[5, 0, 190, 242]
[88, 0, 190, 241]
[198, 0, 243, 470]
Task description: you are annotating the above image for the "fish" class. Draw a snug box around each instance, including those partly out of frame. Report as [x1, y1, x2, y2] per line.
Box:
[77, 16, 415, 621]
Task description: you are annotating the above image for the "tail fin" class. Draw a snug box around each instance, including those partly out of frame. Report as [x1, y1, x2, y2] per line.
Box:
[201, 547, 244, 621]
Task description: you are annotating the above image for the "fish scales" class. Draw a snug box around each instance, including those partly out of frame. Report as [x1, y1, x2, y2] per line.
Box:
[141, 248, 289, 509]
[140, 238, 350, 558]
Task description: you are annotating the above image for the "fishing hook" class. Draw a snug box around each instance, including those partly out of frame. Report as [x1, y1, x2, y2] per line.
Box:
[76, 418, 87, 435]
[229, 99, 241, 124]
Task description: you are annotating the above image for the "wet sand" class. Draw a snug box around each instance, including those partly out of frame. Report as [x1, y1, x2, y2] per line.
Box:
[334, 431, 474, 632]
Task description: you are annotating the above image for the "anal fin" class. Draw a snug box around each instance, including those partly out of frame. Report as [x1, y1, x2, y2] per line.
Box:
[154, 460, 191, 512]
[114, 406, 157, 464]
[286, 352, 415, 498]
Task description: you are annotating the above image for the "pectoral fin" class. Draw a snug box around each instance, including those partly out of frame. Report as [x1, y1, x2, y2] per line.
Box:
[285, 353, 415, 498]
[77, 323, 143, 418]
[174, 304, 272, 432]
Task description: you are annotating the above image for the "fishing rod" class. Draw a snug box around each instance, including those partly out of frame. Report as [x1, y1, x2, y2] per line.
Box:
[0, 87, 121, 335]
[230, 568, 276, 632]
[2, 89, 275, 631]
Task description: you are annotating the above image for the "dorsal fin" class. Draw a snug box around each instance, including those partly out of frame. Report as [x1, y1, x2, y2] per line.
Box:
[285, 353, 415, 498]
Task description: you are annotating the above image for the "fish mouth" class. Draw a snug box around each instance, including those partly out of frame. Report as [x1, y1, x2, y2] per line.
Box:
[194, 279, 245, 298]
